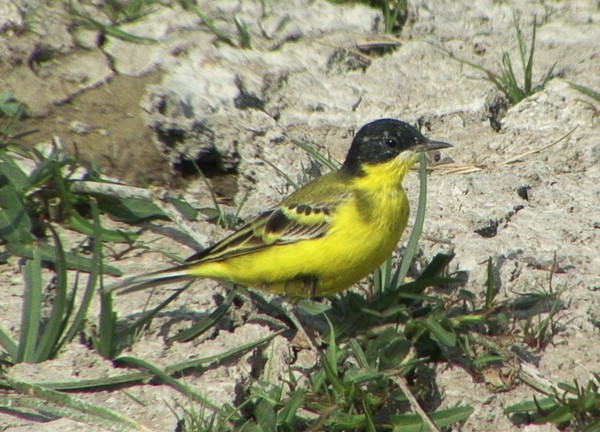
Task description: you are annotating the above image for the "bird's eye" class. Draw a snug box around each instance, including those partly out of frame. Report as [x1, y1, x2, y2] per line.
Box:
[385, 138, 399, 148]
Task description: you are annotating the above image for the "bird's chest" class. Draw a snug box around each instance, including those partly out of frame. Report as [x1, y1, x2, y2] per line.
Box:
[332, 186, 409, 253]
[359, 186, 408, 231]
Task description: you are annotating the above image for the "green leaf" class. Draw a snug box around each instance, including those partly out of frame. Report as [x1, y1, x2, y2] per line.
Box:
[7, 241, 122, 276]
[17, 247, 43, 362]
[0, 376, 144, 430]
[115, 355, 225, 415]
[394, 153, 428, 285]
[504, 397, 558, 414]
[0, 151, 30, 190]
[255, 399, 277, 432]
[168, 285, 232, 343]
[424, 316, 456, 347]
[98, 194, 197, 223]
[277, 389, 305, 425]
[98, 196, 165, 221]
[418, 253, 454, 280]
[0, 93, 28, 117]
[0, 327, 17, 361]
[535, 404, 573, 425]
[296, 299, 332, 315]
[59, 213, 102, 346]
[124, 285, 188, 344]
[485, 257, 496, 309]
[33, 226, 68, 361]
[365, 327, 411, 371]
[166, 195, 198, 221]
[15, 331, 280, 392]
[92, 201, 116, 359]
[569, 82, 600, 102]
[323, 412, 365, 430]
[289, 138, 339, 172]
[323, 316, 344, 395]
[0, 183, 34, 244]
[66, 211, 138, 243]
[390, 405, 474, 431]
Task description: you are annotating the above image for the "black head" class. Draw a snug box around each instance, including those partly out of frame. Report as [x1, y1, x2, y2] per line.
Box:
[341, 118, 451, 176]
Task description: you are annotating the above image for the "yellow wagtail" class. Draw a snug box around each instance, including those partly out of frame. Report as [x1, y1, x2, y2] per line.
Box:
[108, 119, 451, 298]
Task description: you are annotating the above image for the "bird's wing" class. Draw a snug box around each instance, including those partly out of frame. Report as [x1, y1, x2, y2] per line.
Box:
[186, 174, 350, 264]
[185, 201, 338, 263]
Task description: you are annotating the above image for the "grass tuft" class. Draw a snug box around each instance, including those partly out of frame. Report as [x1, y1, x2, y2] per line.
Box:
[445, 16, 556, 104]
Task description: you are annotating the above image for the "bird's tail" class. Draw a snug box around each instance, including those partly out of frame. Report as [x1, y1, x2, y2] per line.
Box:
[104, 266, 193, 295]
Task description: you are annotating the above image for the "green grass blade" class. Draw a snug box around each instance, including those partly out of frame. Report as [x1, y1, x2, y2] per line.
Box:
[12, 330, 281, 392]
[34, 226, 68, 361]
[417, 253, 454, 280]
[0, 183, 35, 245]
[168, 288, 235, 343]
[323, 315, 345, 395]
[390, 405, 474, 430]
[265, 159, 299, 190]
[189, 5, 236, 47]
[66, 210, 138, 243]
[115, 355, 228, 416]
[17, 247, 43, 362]
[121, 284, 189, 344]
[349, 338, 369, 368]
[504, 397, 558, 414]
[523, 20, 536, 95]
[0, 376, 144, 430]
[95, 292, 116, 359]
[289, 138, 340, 172]
[0, 151, 30, 191]
[513, 17, 529, 93]
[0, 102, 28, 138]
[234, 16, 252, 49]
[277, 389, 305, 425]
[25, 153, 63, 194]
[442, 50, 505, 94]
[71, 11, 158, 44]
[501, 53, 522, 103]
[7, 241, 122, 276]
[484, 257, 496, 310]
[537, 62, 556, 92]
[59, 201, 102, 347]
[394, 153, 428, 286]
[0, 327, 17, 361]
[95, 199, 116, 359]
[535, 404, 573, 425]
[568, 82, 600, 102]
[424, 315, 456, 347]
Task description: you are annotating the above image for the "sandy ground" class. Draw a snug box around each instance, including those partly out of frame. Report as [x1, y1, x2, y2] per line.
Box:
[1, 0, 599, 431]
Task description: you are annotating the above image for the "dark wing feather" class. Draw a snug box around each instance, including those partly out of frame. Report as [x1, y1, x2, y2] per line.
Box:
[185, 209, 275, 263]
[185, 201, 339, 264]
[185, 171, 351, 264]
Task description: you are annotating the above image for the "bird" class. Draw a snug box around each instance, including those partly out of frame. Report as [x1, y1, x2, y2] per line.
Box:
[107, 119, 451, 299]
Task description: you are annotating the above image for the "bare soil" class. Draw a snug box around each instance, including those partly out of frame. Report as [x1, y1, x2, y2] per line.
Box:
[1, 1, 599, 431]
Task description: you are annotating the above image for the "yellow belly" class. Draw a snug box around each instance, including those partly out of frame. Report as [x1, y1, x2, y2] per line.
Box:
[189, 190, 410, 298]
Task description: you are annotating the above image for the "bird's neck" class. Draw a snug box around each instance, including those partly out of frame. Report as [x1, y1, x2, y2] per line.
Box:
[350, 155, 416, 195]
[346, 156, 416, 228]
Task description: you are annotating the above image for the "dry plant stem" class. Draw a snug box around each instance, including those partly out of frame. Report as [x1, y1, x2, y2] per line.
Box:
[442, 127, 577, 175]
[390, 376, 441, 432]
[468, 333, 562, 396]
[70, 181, 206, 246]
[519, 363, 563, 396]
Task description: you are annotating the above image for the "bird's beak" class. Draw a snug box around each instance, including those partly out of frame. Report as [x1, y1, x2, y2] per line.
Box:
[415, 138, 453, 152]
